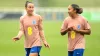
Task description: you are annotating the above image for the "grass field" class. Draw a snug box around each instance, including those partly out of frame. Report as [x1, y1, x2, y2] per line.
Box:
[0, 20, 100, 56]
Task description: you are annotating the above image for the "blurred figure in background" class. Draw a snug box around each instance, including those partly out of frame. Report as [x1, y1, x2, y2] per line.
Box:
[60, 4, 91, 56]
[12, 1, 50, 56]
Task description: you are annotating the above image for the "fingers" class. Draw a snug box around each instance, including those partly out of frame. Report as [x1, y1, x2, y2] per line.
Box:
[12, 38, 17, 41]
[68, 27, 73, 31]
[44, 44, 50, 48]
[70, 27, 73, 30]
[46, 44, 50, 48]
[12, 37, 19, 41]
[68, 26, 76, 31]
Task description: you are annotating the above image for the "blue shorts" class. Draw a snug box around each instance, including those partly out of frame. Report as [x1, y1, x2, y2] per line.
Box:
[25, 46, 42, 56]
[68, 49, 84, 56]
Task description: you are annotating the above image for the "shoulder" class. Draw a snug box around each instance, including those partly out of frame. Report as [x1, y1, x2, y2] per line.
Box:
[34, 14, 42, 20]
[80, 15, 87, 21]
[34, 14, 41, 17]
[20, 15, 25, 20]
[79, 15, 88, 23]
[64, 16, 70, 22]
[19, 15, 26, 22]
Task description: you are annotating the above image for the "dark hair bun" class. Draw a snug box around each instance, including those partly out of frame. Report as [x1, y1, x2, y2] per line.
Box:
[78, 8, 83, 14]
[25, 1, 32, 8]
[71, 4, 83, 14]
[26, 1, 29, 3]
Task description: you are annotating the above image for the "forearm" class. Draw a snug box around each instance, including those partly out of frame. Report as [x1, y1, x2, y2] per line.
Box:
[39, 30, 46, 43]
[16, 31, 24, 39]
[77, 29, 91, 35]
[60, 29, 69, 35]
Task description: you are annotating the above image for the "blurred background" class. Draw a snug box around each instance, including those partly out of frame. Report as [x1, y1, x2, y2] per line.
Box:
[0, 0, 100, 56]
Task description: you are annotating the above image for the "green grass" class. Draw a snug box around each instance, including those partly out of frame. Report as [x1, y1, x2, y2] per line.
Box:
[0, 20, 100, 56]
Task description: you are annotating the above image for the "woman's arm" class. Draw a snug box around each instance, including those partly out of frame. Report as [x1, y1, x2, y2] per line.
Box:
[38, 16, 50, 48]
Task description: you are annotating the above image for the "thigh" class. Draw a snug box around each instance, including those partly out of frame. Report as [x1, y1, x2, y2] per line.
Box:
[73, 49, 84, 56]
[25, 48, 31, 56]
[29, 53, 38, 56]
[68, 51, 74, 56]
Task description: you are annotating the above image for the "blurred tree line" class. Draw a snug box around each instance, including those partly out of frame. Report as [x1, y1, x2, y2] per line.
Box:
[0, 0, 100, 8]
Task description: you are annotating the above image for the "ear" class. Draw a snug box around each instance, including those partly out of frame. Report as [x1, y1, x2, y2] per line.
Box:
[73, 9, 77, 13]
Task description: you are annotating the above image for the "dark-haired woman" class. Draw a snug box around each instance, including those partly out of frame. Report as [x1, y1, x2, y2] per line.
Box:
[60, 4, 91, 56]
[12, 1, 50, 56]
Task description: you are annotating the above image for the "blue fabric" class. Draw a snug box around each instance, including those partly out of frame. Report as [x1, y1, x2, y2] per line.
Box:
[25, 48, 31, 56]
[25, 46, 42, 56]
[68, 49, 84, 56]
[68, 51, 73, 56]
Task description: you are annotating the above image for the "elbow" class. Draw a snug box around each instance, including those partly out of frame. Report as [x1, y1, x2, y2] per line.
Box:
[60, 29, 67, 36]
[87, 30, 91, 35]
[60, 31, 67, 36]
[60, 32, 64, 35]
